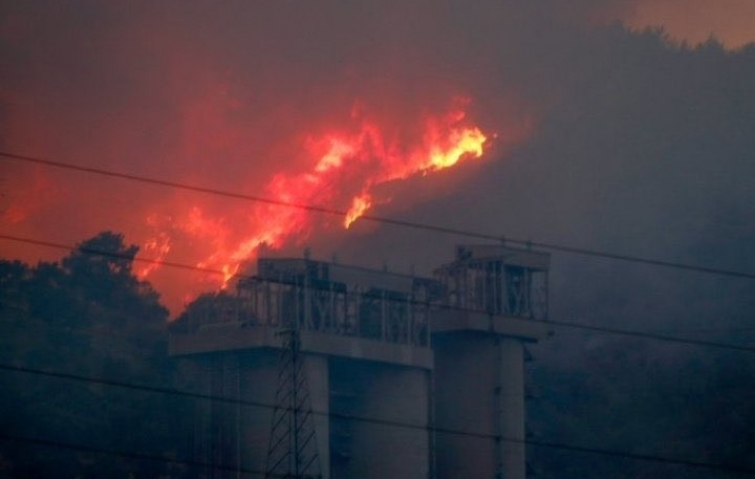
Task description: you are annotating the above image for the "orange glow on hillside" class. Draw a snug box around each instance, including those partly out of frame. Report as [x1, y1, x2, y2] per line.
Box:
[137, 100, 488, 286]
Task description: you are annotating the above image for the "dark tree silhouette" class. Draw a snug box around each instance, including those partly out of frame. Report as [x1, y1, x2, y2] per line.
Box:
[0, 232, 191, 479]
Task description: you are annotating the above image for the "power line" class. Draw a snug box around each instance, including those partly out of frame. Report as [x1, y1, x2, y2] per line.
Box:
[2, 363, 754, 475]
[0, 361, 518, 443]
[2, 155, 753, 475]
[2, 232, 754, 353]
[525, 439, 755, 475]
[542, 319, 755, 353]
[3, 316, 744, 401]
[2, 237, 755, 474]
[4, 233, 754, 355]
[0, 432, 265, 478]
[2, 150, 754, 281]
[0, 234, 220, 275]
[0, 312, 166, 356]
[6, 310, 750, 406]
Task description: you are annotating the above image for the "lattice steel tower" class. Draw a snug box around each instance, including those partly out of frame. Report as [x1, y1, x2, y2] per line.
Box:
[265, 328, 322, 479]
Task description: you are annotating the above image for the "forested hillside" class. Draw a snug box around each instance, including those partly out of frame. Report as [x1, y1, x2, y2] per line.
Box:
[0, 232, 191, 478]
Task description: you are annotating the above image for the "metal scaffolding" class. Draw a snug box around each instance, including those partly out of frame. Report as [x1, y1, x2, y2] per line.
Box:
[229, 258, 438, 347]
[434, 245, 549, 320]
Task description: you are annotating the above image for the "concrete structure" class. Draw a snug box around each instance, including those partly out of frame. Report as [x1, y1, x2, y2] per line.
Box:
[170, 257, 436, 479]
[433, 245, 550, 479]
[169, 245, 550, 479]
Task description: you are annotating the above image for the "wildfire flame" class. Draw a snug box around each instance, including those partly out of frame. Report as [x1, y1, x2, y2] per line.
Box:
[344, 193, 372, 229]
[136, 231, 171, 279]
[137, 100, 488, 286]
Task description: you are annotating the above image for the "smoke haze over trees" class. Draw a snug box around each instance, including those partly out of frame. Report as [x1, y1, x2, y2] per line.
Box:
[2, 0, 754, 311]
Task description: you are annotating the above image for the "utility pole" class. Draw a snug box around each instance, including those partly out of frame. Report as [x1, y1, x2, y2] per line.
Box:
[265, 326, 322, 479]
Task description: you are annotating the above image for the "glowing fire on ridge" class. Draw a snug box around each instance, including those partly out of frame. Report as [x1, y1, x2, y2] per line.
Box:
[344, 193, 372, 229]
[137, 100, 488, 286]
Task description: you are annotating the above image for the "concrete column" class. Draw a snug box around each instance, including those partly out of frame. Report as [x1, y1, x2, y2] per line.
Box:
[497, 337, 526, 479]
[350, 363, 429, 479]
[305, 354, 331, 479]
[434, 334, 498, 479]
[194, 357, 214, 479]
[238, 350, 277, 474]
[434, 333, 527, 479]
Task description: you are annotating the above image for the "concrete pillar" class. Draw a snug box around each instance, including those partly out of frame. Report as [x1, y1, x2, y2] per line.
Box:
[434, 333, 527, 479]
[348, 363, 429, 479]
[202, 353, 242, 479]
[305, 354, 330, 479]
[498, 337, 526, 479]
[434, 334, 497, 479]
[238, 350, 277, 474]
[193, 357, 214, 479]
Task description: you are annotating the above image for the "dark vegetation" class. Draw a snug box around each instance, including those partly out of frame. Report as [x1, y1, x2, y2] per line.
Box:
[0, 232, 191, 479]
[527, 337, 755, 478]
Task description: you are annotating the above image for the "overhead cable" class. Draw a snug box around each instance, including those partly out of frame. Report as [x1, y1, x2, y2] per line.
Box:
[2, 151, 754, 280]
[1, 233, 754, 353]
[2, 363, 754, 475]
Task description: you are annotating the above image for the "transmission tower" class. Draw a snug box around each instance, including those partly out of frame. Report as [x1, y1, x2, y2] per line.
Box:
[264, 327, 322, 479]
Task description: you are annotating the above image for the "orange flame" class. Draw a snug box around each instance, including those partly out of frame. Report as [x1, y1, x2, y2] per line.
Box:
[136, 231, 171, 279]
[427, 127, 487, 170]
[344, 193, 372, 228]
[140, 100, 489, 287]
[136, 214, 172, 279]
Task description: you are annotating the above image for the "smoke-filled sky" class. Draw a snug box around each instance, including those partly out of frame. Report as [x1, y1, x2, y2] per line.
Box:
[1, 0, 754, 317]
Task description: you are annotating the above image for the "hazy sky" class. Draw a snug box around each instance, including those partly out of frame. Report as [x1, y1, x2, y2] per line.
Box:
[627, 0, 755, 48]
[1, 0, 753, 315]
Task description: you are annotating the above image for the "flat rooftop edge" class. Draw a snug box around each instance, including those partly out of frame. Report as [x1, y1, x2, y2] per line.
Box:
[438, 244, 551, 271]
[247, 257, 429, 294]
[169, 325, 434, 370]
[430, 310, 552, 341]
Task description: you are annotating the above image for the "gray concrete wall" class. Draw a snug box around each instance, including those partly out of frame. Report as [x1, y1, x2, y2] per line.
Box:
[187, 343, 432, 479]
[330, 359, 430, 479]
[192, 350, 331, 479]
[238, 351, 331, 479]
[305, 354, 330, 479]
[498, 337, 526, 479]
[194, 353, 247, 479]
[170, 326, 433, 370]
[237, 350, 277, 477]
[434, 333, 526, 479]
